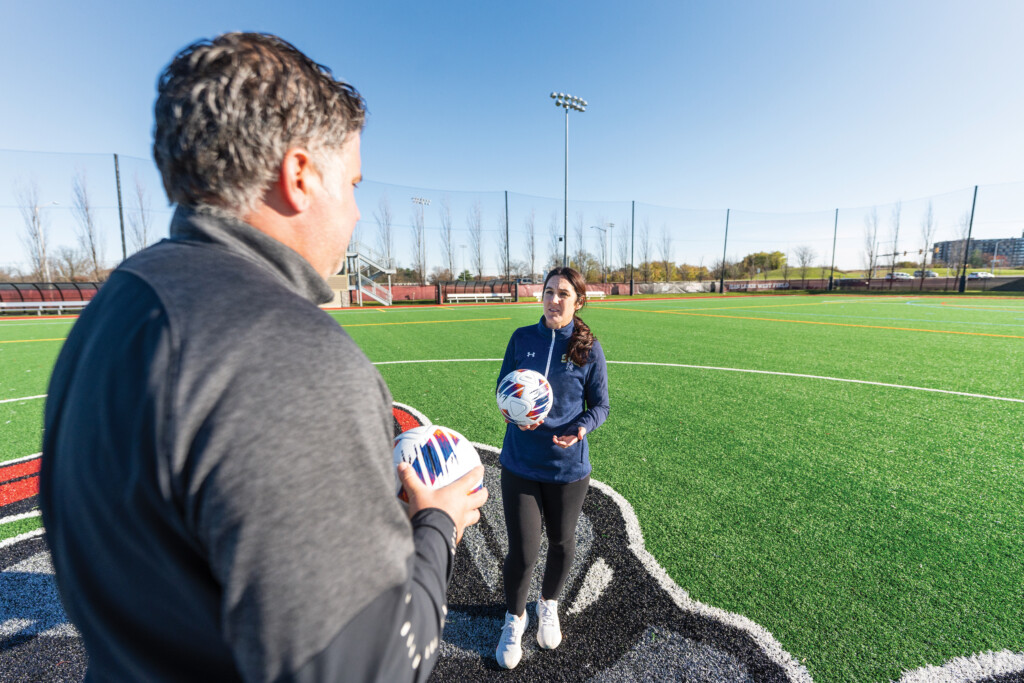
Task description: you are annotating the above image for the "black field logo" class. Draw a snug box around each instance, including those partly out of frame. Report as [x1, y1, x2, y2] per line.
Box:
[3, 406, 1023, 682]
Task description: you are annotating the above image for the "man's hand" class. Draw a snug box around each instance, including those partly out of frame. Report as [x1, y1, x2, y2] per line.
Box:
[517, 419, 544, 431]
[553, 426, 586, 449]
[398, 464, 488, 545]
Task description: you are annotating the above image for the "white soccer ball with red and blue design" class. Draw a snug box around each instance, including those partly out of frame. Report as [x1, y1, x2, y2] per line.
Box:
[496, 368, 553, 427]
[393, 425, 483, 502]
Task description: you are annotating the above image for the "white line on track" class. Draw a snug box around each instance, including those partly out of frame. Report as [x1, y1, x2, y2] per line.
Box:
[0, 528, 44, 549]
[0, 395, 46, 405]
[0, 511, 40, 527]
[1, 453, 41, 466]
[372, 358, 1024, 403]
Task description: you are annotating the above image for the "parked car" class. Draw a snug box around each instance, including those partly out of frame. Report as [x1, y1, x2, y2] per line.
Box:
[883, 272, 913, 280]
[913, 270, 939, 278]
[968, 271, 994, 279]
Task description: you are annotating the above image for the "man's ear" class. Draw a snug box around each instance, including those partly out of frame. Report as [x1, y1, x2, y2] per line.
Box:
[278, 148, 316, 213]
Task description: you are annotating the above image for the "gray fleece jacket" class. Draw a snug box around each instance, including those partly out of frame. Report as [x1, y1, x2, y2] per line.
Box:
[40, 207, 457, 682]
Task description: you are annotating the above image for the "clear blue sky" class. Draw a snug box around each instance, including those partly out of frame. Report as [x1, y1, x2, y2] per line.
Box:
[2, 0, 1023, 272]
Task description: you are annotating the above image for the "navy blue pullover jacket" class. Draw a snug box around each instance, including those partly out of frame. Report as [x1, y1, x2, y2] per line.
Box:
[497, 317, 610, 483]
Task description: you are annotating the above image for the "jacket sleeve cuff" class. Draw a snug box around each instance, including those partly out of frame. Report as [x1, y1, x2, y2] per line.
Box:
[410, 508, 458, 583]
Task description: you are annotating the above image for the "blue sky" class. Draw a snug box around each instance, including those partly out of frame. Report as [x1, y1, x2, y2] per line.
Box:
[2, 0, 1022, 273]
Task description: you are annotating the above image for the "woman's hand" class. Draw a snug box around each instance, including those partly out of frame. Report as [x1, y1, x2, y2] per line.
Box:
[553, 426, 586, 449]
[516, 419, 544, 431]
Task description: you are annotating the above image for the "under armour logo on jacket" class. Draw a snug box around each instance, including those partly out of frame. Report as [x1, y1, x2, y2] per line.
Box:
[527, 352, 535, 357]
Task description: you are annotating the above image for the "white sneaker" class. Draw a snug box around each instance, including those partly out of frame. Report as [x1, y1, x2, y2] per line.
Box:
[536, 598, 562, 650]
[496, 610, 528, 669]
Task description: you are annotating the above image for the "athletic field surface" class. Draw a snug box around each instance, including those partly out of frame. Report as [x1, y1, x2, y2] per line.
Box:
[2, 293, 1022, 682]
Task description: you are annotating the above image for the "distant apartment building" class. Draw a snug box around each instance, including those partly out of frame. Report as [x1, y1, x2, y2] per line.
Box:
[932, 232, 1024, 268]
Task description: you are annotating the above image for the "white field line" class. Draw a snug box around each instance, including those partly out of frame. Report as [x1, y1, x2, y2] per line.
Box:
[0, 527, 44, 549]
[0, 395, 46, 405]
[609, 360, 1024, 404]
[372, 358, 1024, 404]
[898, 650, 1024, 682]
[0, 510, 41, 526]
[2, 452, 41, 466]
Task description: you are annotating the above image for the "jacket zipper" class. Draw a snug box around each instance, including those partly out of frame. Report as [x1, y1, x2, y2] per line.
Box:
[543, 327, 555, 378]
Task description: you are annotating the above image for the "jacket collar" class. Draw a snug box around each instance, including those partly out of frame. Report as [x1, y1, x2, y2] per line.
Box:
[169, 206, 334, 305]
[537, 315, 575, 339]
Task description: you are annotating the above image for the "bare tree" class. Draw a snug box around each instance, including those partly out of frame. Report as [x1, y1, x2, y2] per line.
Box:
[593, 217, 609, 281]
[617, 218, 631, 281]
[439, 197, 455, 277]
[659, 225, 673, 282]
[638, 218, 652, 282]
[524, 210, 536, 280]
[497, 210, 510, 281]
[127, 174, 153, 255]
[919, 201, 936, 288]
[950, 210, 973, 282]
[411, 201, 426, 285]
[548, 212, 561, 269]
[887, 201, 902, 287]
[863, 207, 879, 280]
[468, 201, 483, 277]
[794, 245, 815, 286]
[374, 195, 394, 267]
[573, 213, 585, 271]
[53, 246, 91, 281]
[72, 171, 104, 280]
[16, 181, 50, 281]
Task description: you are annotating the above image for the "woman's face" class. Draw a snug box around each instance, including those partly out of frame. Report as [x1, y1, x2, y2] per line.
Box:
[542, 276, 582, 329]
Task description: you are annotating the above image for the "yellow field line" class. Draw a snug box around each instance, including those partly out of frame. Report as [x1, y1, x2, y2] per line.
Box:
[0, 338, 67, 344]
[341, 316, 510, 328]
[609, 306, 1024, 339]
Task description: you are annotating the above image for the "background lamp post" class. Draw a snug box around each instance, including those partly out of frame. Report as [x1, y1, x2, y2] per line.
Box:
[551, 92, 587, 267]
[589, 223, 614, 283]
[991, 240, 1004, 274]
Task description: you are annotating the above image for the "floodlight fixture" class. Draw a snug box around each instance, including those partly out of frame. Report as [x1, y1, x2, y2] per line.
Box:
[550, 91, 588, 266]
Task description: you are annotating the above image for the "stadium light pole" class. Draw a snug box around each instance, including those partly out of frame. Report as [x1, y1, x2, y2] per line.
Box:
[551, 92, 587, 267]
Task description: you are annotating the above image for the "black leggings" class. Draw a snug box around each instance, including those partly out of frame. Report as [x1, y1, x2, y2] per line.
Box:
[501, 468, 590, 616]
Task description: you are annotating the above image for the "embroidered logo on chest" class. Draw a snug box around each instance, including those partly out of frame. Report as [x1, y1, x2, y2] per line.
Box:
[527, 351, 535, 357]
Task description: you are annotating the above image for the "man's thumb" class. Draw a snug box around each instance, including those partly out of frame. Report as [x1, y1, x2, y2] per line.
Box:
[397, 462, 424, 498]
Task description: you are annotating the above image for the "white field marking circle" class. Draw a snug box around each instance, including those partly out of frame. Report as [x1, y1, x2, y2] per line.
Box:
[1, 452, 41, 466]
[0, 511, 41, 527]
[1, 395, 46, 405]
[373, 359, 1024, 404]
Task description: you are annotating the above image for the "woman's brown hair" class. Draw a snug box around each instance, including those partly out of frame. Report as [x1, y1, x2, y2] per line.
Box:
[543, 267, 596, 367]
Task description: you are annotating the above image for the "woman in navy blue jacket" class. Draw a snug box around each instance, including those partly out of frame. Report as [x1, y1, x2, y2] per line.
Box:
[494, 267, 610, 669]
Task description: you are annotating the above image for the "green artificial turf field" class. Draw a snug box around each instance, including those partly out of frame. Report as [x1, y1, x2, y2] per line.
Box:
[2, 293, 1022, 682]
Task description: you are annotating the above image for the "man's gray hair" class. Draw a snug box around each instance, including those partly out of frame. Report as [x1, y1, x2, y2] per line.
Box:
[153, 32, 366, 215]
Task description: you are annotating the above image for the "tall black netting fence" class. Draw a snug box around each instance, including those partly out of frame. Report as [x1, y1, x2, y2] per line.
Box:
[2, 149, 1021, 292]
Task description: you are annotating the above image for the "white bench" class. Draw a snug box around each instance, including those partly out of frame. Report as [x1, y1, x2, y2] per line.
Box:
[446, 292, 513, 304]
[0, 300, 90, 315]
[534, 290, 607, 302]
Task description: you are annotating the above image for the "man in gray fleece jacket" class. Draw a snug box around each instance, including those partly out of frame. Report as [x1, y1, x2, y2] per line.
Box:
[39, 33, 486, 682]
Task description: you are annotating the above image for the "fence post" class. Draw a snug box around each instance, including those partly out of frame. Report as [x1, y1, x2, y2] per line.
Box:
[828, 208, 838, 291]
[958, 185, 978, 293]
[719, 209, 730, 294]
[629, 200, 635, 295]
[113, 154, 127, 261]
